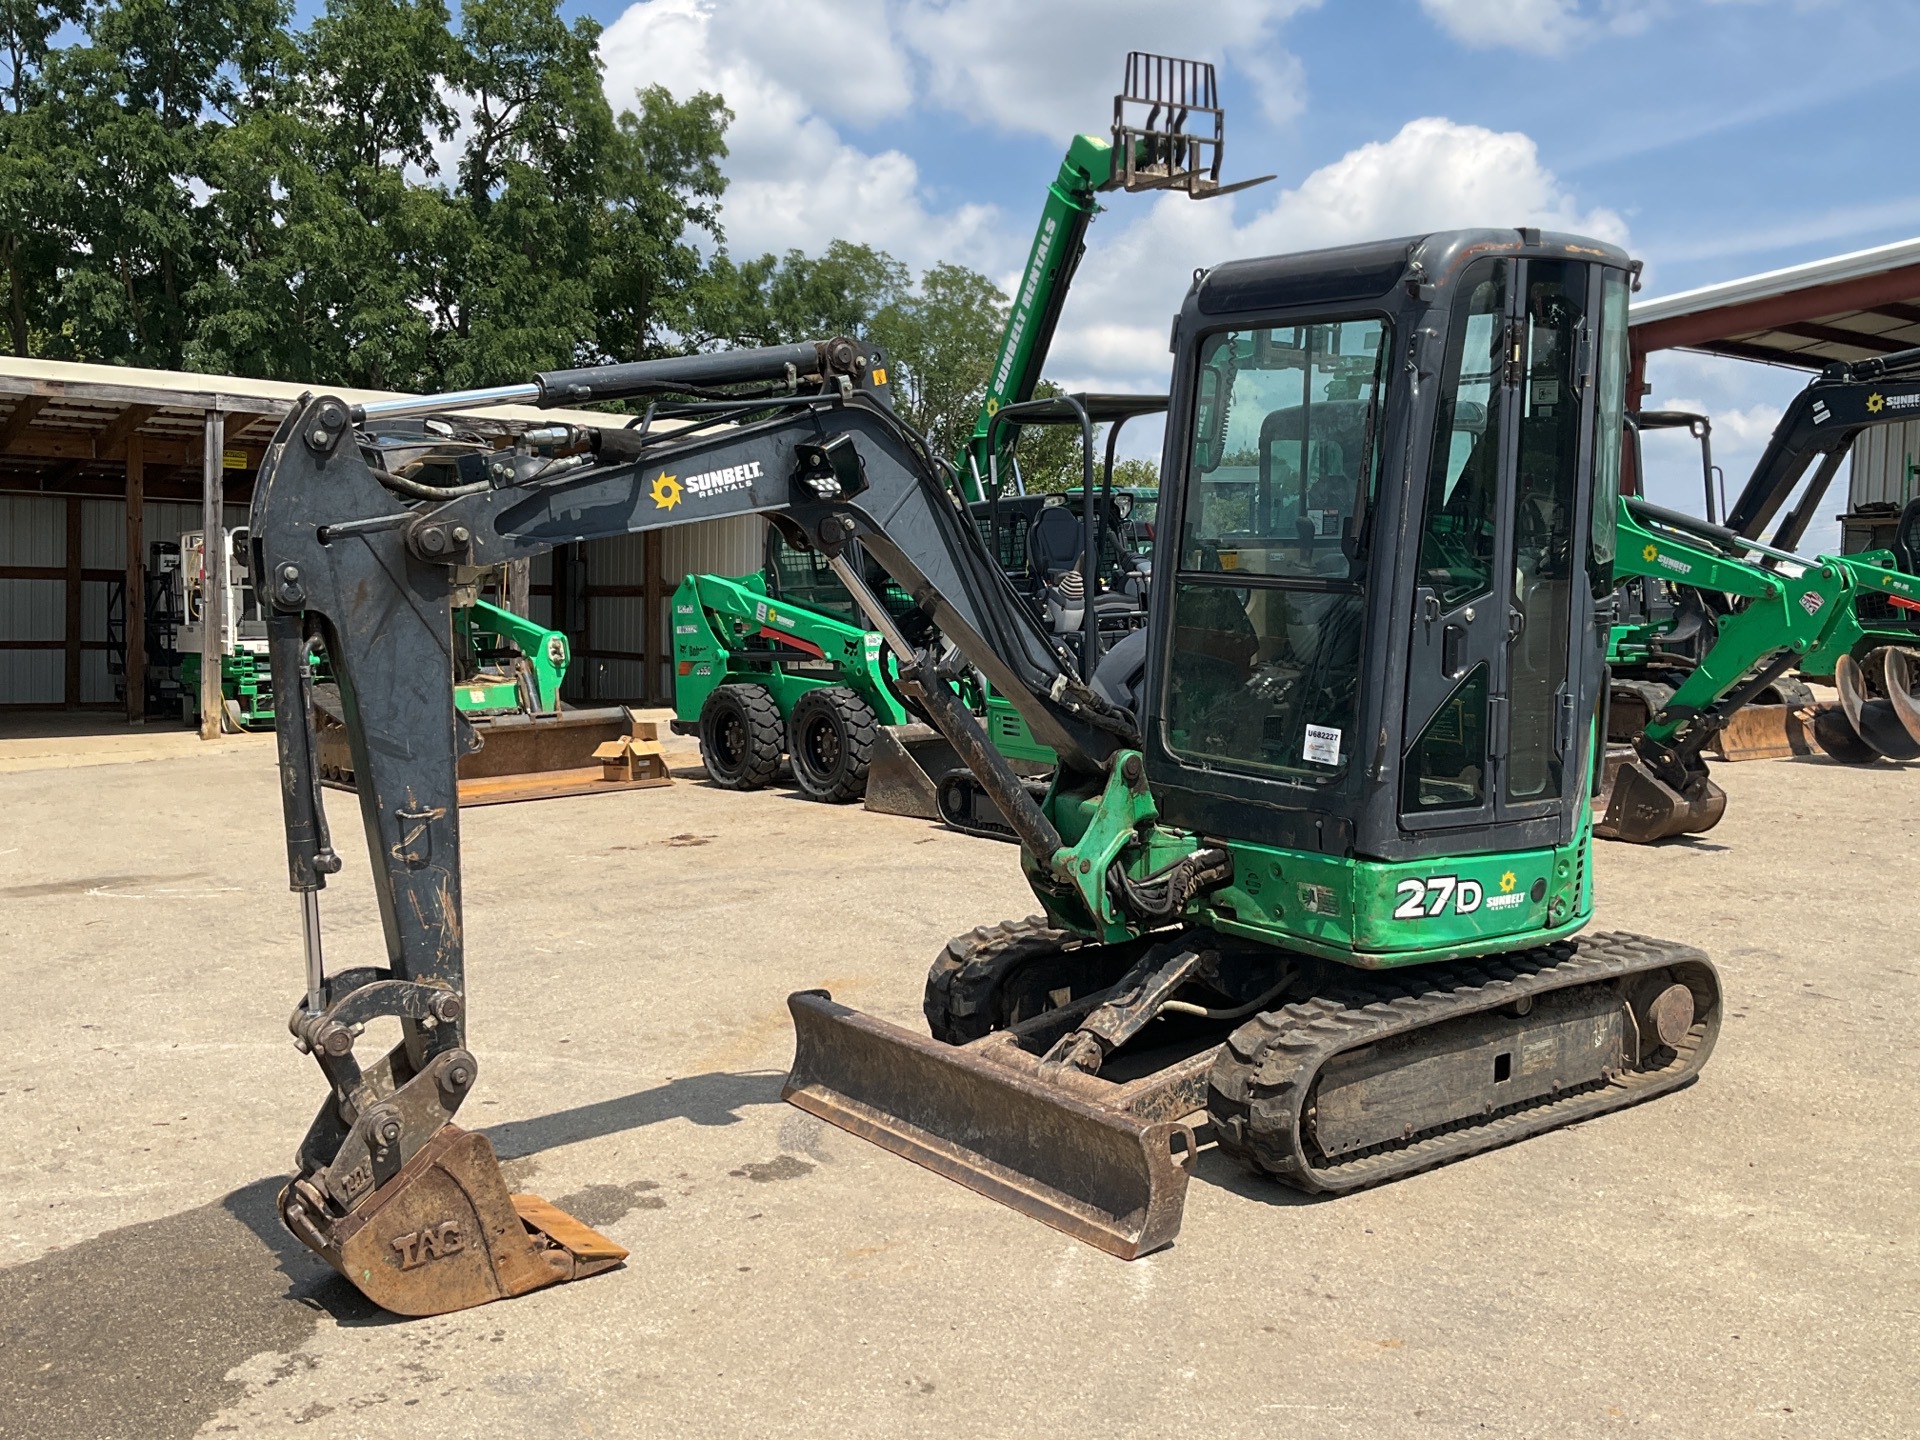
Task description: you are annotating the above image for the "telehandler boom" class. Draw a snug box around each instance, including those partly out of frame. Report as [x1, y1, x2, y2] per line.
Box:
[253, 228, 1719, 1315]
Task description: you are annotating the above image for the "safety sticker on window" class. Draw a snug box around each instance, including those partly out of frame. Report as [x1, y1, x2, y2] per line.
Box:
[1303, 723, 1342, 766]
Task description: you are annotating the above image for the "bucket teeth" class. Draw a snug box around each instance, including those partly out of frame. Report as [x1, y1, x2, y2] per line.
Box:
[280, 1125, 627, 1317]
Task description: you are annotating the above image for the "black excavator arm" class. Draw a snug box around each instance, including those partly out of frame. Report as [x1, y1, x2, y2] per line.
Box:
[1720, 345, 1920, 549]
[249, 339, 1133, 1314]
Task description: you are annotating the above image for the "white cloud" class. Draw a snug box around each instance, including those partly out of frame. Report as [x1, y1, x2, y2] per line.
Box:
[1046, 116, 1630, 389]
[1639, 350, 1826, 541]
[593, 0, 1325, 282]
[894, 0, 1318, 141]
[598, 0, 1001, 269]
[1419, 0, 1657, 55]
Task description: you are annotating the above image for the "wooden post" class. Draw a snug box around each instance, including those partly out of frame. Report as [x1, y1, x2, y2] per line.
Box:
[125, 435, 145, 724]
[643, 528, 664, 704]
[504, 557, 531, 616]
[63, 494, 81, 709]
[199, 410, 224, 740]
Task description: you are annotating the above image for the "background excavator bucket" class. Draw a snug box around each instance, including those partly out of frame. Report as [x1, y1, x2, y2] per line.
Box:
[1595, 749, 1727, 843]
[279, 1126, 626, 1317]
[784, 991, 1194, 1259]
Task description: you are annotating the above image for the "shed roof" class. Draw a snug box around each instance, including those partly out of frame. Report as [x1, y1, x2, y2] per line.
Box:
[1629, 235, 1920, 369]
[0, 356, 636, 496]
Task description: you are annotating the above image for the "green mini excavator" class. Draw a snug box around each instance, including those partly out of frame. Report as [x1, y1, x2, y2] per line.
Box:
[252, 201, 1723, 1312]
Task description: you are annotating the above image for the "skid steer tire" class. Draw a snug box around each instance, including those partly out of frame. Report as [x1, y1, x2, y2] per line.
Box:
[787, 685, 877, 803]
[1812, 704, 1883, 765]
[924, 917, 1139, 1045]
[699, 684, 784, 790]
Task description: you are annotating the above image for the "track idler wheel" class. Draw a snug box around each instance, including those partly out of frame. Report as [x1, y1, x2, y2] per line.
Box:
[279, 1125, 627, 1317]
[1594, 754, 1726, 843]
[1834, 651, 1920, 761]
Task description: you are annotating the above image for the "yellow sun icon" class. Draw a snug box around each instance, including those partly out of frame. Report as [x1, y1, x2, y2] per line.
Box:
[649, 472, 682, 510]
[1867, 392, 1885, 414]
[1499, 870, 1517, 893]
[1642, 543, 1658, 563]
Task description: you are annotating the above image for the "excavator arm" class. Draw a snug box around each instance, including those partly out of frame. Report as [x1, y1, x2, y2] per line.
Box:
[1720, 346, 1920, 549]
[1600, 493, 1918, 840]
[250, 338, 1145, 1313]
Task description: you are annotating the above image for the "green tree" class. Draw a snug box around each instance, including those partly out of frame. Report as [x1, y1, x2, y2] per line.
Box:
[594, 84, 730, 363]
[868, 260, 1004, 463]
[188, 0, 456, 386]
[0, 0, 84, 352]
[691, 239, 908, 350]
[35, 0, 292, 366]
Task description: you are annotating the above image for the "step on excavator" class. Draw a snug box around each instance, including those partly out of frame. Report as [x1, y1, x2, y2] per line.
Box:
[253, 209, 1722, 1311]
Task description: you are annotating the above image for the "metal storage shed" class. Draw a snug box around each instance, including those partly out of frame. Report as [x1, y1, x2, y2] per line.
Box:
[0, 359, 760, 737]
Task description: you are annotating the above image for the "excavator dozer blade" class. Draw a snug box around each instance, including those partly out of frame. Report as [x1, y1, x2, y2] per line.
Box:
[1594, 753, 1726, 843]
[279, 1125, 627, 1317]
[1707, 703, 1816, 762]
[784, 991, 1194, 1259]
[862, 724, 959, 820]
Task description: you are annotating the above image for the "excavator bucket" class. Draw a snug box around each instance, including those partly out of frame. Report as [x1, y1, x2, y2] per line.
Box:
[784, 991, 1196, 1258]
[1594, 748, 1727, 843]
[278, 1125, 626, 1317]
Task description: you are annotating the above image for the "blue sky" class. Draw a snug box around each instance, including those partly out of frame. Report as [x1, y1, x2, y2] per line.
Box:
[566, 0, 1920, 541]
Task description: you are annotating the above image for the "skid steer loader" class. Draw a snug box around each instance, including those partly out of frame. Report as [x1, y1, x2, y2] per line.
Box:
[252, 212, 1723, 1312]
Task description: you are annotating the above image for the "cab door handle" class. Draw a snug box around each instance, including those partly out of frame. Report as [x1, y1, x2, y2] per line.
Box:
[1442, 622, 1466, 679]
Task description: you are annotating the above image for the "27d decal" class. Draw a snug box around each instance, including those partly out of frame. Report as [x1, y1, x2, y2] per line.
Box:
[1392, 874, 1484, 919]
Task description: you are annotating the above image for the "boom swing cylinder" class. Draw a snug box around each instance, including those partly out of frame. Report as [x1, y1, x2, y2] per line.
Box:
[252, 230, 1722, 1316]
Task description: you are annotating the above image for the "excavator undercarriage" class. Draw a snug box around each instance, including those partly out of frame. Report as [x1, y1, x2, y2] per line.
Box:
[789, 920, 1717, 1256]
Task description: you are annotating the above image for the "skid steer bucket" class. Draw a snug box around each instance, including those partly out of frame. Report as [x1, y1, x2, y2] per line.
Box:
[784, 991, 1196, 1258]
[1706, 703, 1816, 761]
[279, 1125, 626, 1317]
[861, 724, 959, 821]
[1594, 747, 1727, 843]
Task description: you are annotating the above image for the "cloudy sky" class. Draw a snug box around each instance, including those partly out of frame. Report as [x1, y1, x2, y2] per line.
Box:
[576, 0, 1919, 540]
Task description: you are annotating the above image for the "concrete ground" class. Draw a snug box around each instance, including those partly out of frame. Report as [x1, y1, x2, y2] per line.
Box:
[0, 718, 1914, 1440]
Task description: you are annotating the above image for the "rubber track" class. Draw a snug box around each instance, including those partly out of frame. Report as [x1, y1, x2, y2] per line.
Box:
[1209, 930, 1720, 1194]
[935, 770, 1047, 844]
[924, 916, 1074, 1044]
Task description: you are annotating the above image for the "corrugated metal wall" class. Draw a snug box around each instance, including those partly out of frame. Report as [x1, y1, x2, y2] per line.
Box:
[0, 495, 67, 704]
[577, 515, 763, 702]
[4, 490, 761, 708]
[1850, 419, 1920, 510]
[0, 493, 247, 706]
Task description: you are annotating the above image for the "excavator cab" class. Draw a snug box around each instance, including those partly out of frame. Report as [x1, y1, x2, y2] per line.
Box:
[1144, 234, 1625, 894]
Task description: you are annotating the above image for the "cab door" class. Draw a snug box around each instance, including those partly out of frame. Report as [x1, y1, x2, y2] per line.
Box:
[1400, 256, 1599, 833]
[1400, 256, 1517, 831]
